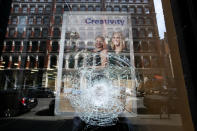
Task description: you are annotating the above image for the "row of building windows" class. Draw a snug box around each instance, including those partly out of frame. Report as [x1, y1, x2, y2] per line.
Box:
[7, 28, 60, 38]
[105, 6, 150, 14]
[2, 41, 47, 52]
[132, 17, 153, 25]
[10, 16, 153, 26]
[7, 27, 154, 38]
[2, 40, 157, 54]
[13, 0, 149, 3]
[12, 4, 151, 14]
[105, 0, 149, 3]
[12, 5, 51, 14]
[135, 55, 161, 68]
[133, 41, 158, 52]
[10, 16, 62, 25]
[0, 55, 44, 69]
[132, 28, 155, 38]
[132, 28, 154, 38]
[0, 54, 160, 69]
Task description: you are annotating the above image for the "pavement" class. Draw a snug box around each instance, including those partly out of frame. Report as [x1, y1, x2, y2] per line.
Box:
[0, 114, 183, 131]
[0, 98, 184, 131]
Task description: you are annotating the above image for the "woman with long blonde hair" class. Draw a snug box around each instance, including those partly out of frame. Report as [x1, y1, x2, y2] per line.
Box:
[111, 32, 125, 54]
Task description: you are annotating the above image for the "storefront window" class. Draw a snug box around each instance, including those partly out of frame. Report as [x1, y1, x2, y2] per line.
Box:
[0, 0, 195, 130]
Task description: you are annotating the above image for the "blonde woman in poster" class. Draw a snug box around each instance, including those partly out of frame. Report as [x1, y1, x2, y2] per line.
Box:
[111, 32, 126, 54]
[93, 35, 108, 66]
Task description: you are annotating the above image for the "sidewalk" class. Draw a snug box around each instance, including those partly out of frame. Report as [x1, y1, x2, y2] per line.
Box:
[0, 114, 182, 126]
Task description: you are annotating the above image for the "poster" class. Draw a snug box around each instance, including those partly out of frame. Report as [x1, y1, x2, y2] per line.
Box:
[55, 12, 138, 125]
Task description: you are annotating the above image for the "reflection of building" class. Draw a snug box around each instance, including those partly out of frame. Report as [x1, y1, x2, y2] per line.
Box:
[0, 0, 171, 91]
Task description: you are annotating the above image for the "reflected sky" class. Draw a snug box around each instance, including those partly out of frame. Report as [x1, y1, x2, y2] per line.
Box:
[153, 0, 166, 39]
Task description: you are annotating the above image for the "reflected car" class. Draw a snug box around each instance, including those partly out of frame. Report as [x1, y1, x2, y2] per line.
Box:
[25, 87, 55, 98]
[0, 89, 38, 117]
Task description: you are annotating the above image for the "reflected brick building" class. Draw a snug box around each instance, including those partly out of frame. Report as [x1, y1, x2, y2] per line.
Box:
[0, 0, 172, 91]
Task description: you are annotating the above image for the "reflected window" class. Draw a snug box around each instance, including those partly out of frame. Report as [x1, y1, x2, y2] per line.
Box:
[147, 29, 153, 37]
[129, 7, 135, 14]
[11, 17, 17, 24]
[30, 6, 36, 13]
[39, 41, 47, 52]
[38, 56, 44, 68]
[43, 17, 50, 24]
[121, 0, 126, 3]
[135, 56, 142, 68]
[134, 41, 141, 52]
[23, 41, 30, 52]
[141, 41, 148, 51]
[72, 6, 78, 11]
[26, 28, 32, 38]
[114, 6, 120, 12]
[17, 28, 24, 38]
[15, 41, 21, 52]
[32, 41, 38, 52]
[131, 17, 137, 25]
[36, 17, 42, 24]
[42, 28, 48, 38]
[139, 29, 146, 38]
[151, 56, 159, 68]
[106, 6, 112, 11]
[132, 28, 138, 38]
[9, 28, 15, 37]
[129, 0, 134, 3]
[114, 0, 119, 3]
[20, 56, 27, 68]
[56, 6, 62, 13]
[13, 5, 19, 13]
[11, 56, 18, 68]
[146, 18, 152, 25]
[22, 6, 27, 13]
[145, 7, 150, 14]
[3, 56, 9, 68]
[38, 6, 44, 13]
[80, 6, 86, 11]
[30, 56, 36, 68]
[52, 41, 59, 52]
[95, 6, 101, 11]
[45, 6, 51, 13]
[138, 18, 144, 25]
[34, 28, 41, 38]
[144, 0, 149, 3]
[88, 6, 93, 11]
[149, 42, 157, 52]
[122, 6, 127, 12]
[64, 5, 70, 11]
[68, 55, 74, 68]
[53, 28, 60, 37]
[143, 56, 151, 68]
[28, 17, 34, 24]
[137, 7, 143, 14]
[136, 0, 141, 3]
[19, 17, 26, 25]
[78, 56, 84, 68]
[54, 16, 61, 25]
[6, 41, 12, 52]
